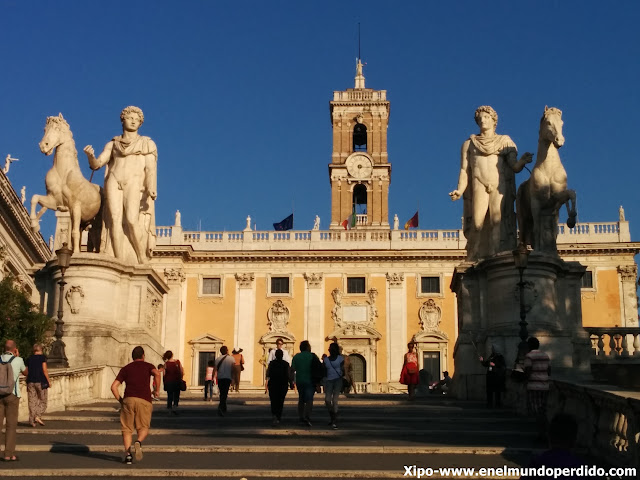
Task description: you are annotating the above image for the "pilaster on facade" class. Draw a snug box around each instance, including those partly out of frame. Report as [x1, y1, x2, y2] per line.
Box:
[617, 264, 639, 327]
[235, 272, 256, 384]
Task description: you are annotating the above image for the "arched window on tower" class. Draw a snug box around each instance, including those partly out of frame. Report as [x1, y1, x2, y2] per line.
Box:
[353, 123, 367, 152]
[353, 184, 367, 218]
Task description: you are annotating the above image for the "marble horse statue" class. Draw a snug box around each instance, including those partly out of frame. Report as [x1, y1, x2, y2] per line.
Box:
[516, 106, 577, 254]
[31, 114, 103, 253]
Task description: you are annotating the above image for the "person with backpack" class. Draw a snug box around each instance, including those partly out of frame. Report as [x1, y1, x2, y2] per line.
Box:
[162, 350, 184, 415]
[290, 340, 322, 427]
[323, 342, 344, 429]
[0, 340, 27, 462]
[213, 346, 236, 416]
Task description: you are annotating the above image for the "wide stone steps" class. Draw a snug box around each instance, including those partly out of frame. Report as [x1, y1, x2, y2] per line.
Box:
[5, 395, 539, 478]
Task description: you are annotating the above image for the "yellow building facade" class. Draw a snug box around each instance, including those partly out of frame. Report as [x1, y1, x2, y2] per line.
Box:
[151, 63, 640, 391]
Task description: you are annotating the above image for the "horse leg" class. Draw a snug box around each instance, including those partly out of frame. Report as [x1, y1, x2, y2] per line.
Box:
[30, 194, 57, 232]
[71, 202, 82, 253]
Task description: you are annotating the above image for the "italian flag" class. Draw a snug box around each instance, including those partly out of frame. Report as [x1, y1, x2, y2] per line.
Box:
[342, 209, 357, 230]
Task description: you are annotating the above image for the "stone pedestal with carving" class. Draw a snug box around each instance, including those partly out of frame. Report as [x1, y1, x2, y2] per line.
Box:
[451, 252, 591, 401]
[37, 253, 168, 368]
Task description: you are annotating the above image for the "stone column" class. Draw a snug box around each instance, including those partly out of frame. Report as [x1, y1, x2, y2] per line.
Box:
[304, 273, 324, 354]
[386, 273, 406, 383]
[163, 268, 185, 359]
[618, 265, 639, 327]
[235, 273, 256, 384]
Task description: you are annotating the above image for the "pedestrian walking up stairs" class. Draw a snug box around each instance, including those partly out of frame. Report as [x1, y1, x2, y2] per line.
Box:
[3, 393, 541, 479]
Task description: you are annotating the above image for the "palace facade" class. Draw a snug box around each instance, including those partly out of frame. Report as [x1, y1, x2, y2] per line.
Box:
[149, 63, 640, 390]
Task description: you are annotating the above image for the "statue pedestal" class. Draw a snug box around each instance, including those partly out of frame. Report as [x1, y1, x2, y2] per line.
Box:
[38, 253, 168, 368]
[451, 252, 591, 401]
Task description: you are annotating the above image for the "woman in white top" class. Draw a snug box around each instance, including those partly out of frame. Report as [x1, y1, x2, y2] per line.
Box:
[323, 342, 344, 429]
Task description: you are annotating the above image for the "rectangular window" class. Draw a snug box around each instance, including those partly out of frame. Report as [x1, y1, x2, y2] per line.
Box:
[581, 271, 594, 289]
[270, 277, 290, 294]
[202, 277, 221, 295]
[347, 277, 366, 294]
[421, 276, 441, 294]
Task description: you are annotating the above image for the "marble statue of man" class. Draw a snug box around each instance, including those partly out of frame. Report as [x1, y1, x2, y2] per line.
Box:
[449, 106, 532, 260]
[20, 186, 26, 204]
[313, 215, 320, 230]
[393, 214, 399, 230]
[3, 154, 18, 174]
[84, 106, 157, 264]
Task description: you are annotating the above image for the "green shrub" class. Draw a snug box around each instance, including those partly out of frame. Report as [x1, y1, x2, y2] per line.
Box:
[0, 275, 54, 357]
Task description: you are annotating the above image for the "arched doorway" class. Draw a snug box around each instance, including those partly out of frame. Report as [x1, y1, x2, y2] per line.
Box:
[349, 354, 366, 382]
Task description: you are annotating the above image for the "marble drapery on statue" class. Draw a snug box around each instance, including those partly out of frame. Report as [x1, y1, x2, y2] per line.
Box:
[450, 106, 532, 261]
[84, 106, 157, 265]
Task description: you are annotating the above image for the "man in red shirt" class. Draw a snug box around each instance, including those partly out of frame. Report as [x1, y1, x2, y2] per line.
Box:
[111, 346, 161, 465]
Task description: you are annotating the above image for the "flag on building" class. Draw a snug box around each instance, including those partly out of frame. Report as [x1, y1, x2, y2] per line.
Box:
[404, 211, 419, 229]
[273, 213, 293, 231]
[341, 209, 357, 230]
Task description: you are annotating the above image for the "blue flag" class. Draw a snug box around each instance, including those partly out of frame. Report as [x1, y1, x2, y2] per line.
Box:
[273, 213, 293, 231]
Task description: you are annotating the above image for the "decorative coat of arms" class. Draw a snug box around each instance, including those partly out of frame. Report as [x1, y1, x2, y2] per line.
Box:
[65, 285, 84, 314]
[419, 299, 442, 331]
[268, 299, 290, 332]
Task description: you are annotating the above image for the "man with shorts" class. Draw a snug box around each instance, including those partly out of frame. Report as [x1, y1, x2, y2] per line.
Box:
[111, 346, 161, 464]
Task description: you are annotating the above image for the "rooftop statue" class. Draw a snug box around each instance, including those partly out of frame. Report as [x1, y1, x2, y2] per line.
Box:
[84, 106, 157, 264]
[31, 114, 102, 253]
[3, 154, 19, 174]
[516, 106, 577, 254]
[449, 106, 533, 261]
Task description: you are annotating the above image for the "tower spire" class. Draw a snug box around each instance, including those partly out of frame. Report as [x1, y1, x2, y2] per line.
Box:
[355, 23, 365, 89]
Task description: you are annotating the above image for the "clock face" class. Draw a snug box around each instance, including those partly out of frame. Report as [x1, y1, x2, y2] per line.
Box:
[346, 154, 373, 179]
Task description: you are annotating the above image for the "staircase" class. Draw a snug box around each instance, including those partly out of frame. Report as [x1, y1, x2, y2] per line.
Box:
[3, 392, 542, 479]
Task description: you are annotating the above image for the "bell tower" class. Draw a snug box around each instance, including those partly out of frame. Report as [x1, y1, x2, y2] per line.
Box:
[329, 59, 391, 229]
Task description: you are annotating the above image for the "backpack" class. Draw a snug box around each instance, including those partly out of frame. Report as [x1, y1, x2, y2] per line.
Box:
[0, 356, 16, 396]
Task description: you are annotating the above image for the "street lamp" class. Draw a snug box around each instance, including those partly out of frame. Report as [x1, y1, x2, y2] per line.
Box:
[48, 242, 73, 368]
[513, 243, 530, 365]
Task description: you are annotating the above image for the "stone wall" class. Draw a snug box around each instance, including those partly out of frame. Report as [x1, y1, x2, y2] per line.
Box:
[17, 366, 113, 422]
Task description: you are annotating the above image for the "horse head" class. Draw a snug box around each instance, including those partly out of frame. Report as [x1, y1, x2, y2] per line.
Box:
[40, 113, 72, 156]
[540, 106, 564, 148]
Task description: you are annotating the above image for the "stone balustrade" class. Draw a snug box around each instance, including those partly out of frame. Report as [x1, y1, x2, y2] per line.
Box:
[587, 328, 640, 388]
[548, 380, 640, 470]
[332, 90, 387, 102]
[17, 365, 111, 422]
[155, 227, 465, 251]
[588, 328, 640, 357]
[155, 220, 629, 252]
[557, 221, 630, 243]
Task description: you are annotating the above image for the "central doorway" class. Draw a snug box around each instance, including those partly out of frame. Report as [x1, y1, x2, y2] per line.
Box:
[198, 351, 216, 386]
[421, 351, 441, 384]
[348, 354, 366, 383]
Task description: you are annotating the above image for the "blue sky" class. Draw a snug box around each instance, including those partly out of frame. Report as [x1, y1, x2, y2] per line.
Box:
[1, 1, 639, 242]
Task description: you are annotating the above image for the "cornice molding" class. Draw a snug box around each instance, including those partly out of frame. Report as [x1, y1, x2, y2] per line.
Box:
[0, 171, 51, 262]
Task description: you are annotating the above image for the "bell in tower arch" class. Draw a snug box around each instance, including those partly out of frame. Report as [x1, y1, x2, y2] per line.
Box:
[353, 115, 367, 152]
